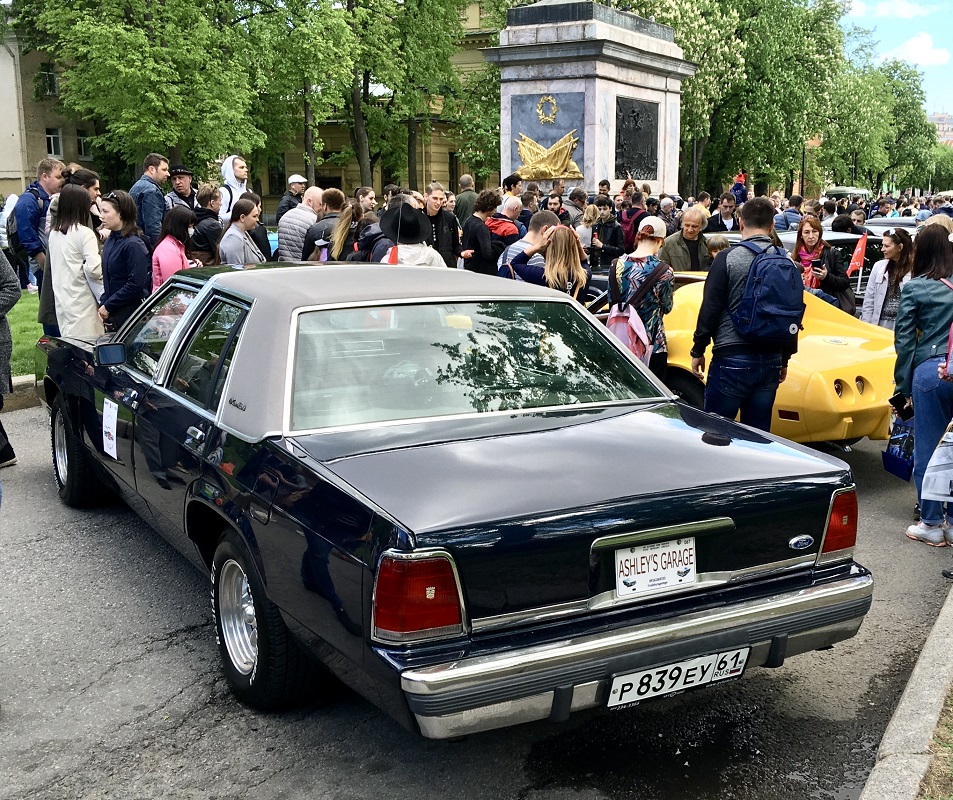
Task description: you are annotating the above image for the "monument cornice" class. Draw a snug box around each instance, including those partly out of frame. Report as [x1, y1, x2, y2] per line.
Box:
[483, 40, 697, 81]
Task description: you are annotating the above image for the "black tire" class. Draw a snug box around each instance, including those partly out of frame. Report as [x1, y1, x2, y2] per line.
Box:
[50, 394, 108, 508]
[665, 370, 705, 409]
[211, 529, 317, 710]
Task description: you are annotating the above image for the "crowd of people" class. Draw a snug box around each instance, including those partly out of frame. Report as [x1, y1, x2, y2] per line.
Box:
[4, 153, 953, 565]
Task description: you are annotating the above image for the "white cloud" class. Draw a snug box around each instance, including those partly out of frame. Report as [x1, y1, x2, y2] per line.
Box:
[874, 0, 935, 18]
[845, 0, 868, 17]
[879, 33, 951, 66]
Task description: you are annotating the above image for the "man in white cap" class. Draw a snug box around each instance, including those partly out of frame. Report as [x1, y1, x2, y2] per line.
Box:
[276, 173, 307, 224]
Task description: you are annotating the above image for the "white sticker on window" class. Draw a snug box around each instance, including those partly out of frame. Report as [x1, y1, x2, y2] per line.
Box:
[103, 397, 118, 459]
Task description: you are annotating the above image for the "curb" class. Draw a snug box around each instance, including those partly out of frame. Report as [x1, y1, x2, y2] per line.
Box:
[4, 374, 40, 412]
[860, 583, 953, 799]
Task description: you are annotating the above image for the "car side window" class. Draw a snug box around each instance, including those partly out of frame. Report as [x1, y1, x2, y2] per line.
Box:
[122, 288, 198, 379]
[168, 301, 245, 410]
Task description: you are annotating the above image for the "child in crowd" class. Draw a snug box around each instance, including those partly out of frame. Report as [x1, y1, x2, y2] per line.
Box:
[706, 235, 729, 262]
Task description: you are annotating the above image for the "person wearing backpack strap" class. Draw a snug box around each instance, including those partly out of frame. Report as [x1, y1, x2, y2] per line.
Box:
[690, 197, 802, 433]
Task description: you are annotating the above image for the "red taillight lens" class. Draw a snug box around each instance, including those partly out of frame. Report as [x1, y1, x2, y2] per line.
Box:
[819, 490, 858, 563]
[373, 555, 463, 643]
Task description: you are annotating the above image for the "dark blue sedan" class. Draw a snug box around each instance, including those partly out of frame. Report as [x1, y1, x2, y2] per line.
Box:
[35, 263, 872, 738]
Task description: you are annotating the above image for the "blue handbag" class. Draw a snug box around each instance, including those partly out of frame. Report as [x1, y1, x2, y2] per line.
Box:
[882, 420, 914, 481]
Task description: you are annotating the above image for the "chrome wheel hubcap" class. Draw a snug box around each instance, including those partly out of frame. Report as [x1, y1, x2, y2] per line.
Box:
[53, 410, 68, 487]
[219, 559, 258, 675]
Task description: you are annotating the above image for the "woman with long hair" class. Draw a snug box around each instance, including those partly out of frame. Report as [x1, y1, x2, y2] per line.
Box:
[861, 228, 914, 329]
[615, 216, 674, 379]
[793, 215, 853, 313]
[238, 191, 274, 261]
[575, 203, 600, 251]
[151, 205, 197, 291]
[894, 226, 953, 546]
[98, 190, 150, 330]
[460, 190, 503, 275]
[329, 199, 365, 260]
[217, 199, 265, 266]
[505, 224, 590, 298]
[48, 184, 104, 339]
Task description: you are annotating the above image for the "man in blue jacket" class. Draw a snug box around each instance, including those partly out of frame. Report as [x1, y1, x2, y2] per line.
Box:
[129, 153, 169, 250]
[13, 157, 65, 293]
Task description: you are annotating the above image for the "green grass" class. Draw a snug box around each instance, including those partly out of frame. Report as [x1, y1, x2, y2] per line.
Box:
[920, 691, 953, 799]
[7, 290, 41, 377]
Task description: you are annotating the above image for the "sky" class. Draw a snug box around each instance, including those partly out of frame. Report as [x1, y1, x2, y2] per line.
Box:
[844, 0, 952, 116]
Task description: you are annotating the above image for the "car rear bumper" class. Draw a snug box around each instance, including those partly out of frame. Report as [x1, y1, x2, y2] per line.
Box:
[400, 569, 873, 739]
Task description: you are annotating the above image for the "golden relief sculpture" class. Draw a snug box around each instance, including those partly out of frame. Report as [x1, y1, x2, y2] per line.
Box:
[515, 130, 584, 180]
[536, 95, 558, 124]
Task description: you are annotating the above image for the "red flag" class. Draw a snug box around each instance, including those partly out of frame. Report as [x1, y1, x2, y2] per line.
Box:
[847, 233, 867, 276]
[388, 244, 399, 264]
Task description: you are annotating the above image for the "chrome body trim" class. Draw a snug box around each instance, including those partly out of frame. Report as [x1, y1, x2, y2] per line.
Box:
[590, 517, 735, 551]
[401, 571, 873, 738]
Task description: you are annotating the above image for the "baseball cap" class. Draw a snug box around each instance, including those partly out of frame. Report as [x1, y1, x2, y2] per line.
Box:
[638, 215, 667, 239]
[288, 174, 307, 184]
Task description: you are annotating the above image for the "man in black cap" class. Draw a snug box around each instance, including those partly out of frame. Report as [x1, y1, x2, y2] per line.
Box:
[165, 165, 197, 211]
[379, 199, 447, 268]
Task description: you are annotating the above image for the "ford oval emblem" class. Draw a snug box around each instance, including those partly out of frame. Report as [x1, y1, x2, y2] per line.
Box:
[788, 535, 815, 551]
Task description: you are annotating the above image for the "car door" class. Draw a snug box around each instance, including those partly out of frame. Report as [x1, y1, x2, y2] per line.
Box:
[133, 298, 247, 552]
[91, 285, 200, 494]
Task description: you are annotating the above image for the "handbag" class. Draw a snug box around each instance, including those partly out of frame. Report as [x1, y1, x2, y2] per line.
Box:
[833, 286, 856, 315]
[882, 419, 914, 481]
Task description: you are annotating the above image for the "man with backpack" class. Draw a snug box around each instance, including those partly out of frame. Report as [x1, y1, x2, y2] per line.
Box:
[11, 158, 65, 294]
[689, 197, 804, 433]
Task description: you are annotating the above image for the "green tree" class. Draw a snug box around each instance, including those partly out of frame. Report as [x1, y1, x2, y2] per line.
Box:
[12, 0, 265, 165]
[874, 60, 937, 190]
[445, 65, 502, 182]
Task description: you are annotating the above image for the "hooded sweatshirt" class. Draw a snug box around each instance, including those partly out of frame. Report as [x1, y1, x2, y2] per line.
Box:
[219, 155, 248, 224]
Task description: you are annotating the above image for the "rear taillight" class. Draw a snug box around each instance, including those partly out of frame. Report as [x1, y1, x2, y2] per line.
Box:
[818, 489, 858, 565]
[372, 553, 464, 643]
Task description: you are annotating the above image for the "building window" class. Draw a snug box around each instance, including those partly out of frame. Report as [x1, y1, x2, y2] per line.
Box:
[76, 130, 93, 160]
[39, 63, 58, 96]
[267, 155, 286, 196]
[46, 128, 62, 158]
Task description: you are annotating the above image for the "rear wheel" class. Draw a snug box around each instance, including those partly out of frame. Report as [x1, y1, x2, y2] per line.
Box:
[50, 394, 108, 507]
[211, 530, 318, 709]
[665, 371, 705, 410]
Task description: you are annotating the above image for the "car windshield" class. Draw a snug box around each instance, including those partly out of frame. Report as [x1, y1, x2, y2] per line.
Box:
[290, 300, 662, 430]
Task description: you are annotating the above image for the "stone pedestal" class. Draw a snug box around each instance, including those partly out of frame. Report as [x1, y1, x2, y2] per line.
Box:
[483, 0, 696, 193]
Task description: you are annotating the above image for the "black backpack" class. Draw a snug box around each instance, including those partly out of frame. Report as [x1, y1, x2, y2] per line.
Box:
[7, 187, 43, 260]
[730, 241, 805, 344]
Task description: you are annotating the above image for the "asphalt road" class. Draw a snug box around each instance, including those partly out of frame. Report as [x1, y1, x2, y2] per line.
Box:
[2, 404, 950, 800]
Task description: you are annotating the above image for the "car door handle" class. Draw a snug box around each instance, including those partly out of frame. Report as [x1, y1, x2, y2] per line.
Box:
[186, 426, 206, 444]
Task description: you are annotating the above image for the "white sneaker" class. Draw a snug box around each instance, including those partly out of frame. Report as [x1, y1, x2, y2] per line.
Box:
[906, 521, 948, 547]
[25, 283, 38, 294]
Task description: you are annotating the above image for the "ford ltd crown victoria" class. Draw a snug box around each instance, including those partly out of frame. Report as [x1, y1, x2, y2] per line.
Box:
[35, 264, 873, 739]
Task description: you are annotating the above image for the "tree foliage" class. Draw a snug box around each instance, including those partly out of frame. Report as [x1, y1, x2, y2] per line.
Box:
[445, 65, 502, 182]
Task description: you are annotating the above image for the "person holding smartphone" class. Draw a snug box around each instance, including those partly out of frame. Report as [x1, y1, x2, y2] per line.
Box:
[793, 216, 854, 313]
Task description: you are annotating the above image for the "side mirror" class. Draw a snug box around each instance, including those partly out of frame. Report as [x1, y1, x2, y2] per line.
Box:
[94, 342, 127, 366]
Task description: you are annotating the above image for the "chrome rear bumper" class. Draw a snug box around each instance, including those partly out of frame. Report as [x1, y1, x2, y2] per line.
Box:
[401, 570, 873, 739]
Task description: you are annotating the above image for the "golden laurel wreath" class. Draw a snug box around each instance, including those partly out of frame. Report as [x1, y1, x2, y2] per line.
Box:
[536, 95, 558, 125]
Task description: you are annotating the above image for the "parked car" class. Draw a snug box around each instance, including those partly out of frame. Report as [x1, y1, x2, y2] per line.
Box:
[587, 231, 895, 444]
[35, 264, 873, 739]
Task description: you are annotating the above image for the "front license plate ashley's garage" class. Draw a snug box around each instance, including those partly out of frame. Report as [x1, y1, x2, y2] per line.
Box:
[615, 537, 696, 598]
[607, 647, 750, 708]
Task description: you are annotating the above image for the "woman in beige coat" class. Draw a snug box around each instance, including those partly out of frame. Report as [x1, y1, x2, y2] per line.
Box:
[48, 184, 104, 339]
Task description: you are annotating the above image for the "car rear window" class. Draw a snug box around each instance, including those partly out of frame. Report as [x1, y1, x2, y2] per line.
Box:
[290, 301, 662, 430]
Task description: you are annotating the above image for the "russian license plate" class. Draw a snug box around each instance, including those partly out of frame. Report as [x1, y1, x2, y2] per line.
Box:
[607, 647, 750, 708]
[615, 537, 697, 598]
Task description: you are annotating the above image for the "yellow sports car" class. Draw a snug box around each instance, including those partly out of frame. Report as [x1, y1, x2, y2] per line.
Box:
[660, 278, 894, 444]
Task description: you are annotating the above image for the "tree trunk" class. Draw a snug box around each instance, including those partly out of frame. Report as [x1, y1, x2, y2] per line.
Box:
[169, 145, 182, 165]
[349, 68, 373, 187]
[303, 91, 316, 186]
[407, 119, 419, 191]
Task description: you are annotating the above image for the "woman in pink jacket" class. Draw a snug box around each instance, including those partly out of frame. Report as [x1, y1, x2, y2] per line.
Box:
[151, 205, 197, 291]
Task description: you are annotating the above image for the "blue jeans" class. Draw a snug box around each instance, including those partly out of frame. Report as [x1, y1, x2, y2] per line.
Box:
[912, 357, 953, 525]
[704, 353, 783, 433]
[28, 255, 39, 287]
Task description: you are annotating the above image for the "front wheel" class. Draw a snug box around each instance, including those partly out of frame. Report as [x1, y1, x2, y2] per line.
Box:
[50, 394, 108, 507]
[211, 530, 318, 709]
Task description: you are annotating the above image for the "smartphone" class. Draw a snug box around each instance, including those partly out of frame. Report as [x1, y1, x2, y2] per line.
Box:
[811, 258, 823, 275]
[889, 391, 914, 421]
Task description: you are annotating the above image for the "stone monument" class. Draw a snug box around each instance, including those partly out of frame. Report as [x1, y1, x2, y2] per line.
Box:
[483, 0, 696, 192]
